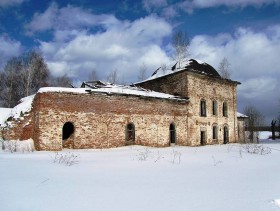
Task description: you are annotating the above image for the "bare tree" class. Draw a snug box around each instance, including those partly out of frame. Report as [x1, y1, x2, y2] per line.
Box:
[0, 73, 4, 106]
[137, 63, 147, 81]
[22, 51, 49, 96]
[172, 31, 190, 68]
[106, 69, 119, 84]
[244, 105, 265, 143]
[49, 74, 73, 87]
[0, 57, 24, 107]
[277, 99, 280, 137]
[218, 57, 231, 79]
[271, 120, 277, 140]
[0, 50, 49, 107]
[89, 68, 99, 81]
[278, 117, 280, 138]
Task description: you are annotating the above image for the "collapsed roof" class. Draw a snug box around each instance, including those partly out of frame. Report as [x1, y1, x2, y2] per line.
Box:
[38, 82, 189, 102]
[138, 59, 240, 84]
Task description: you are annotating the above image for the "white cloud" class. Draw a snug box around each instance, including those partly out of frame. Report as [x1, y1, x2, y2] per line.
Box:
[36, 10, 172, 83]
[25, 2, 119, 34]
[238, 77, 277, 99]
[0, 0, 26, 7]
[25, 2, 58, 33]
[143, 0, 168, 12]
[143, 0, 280, 17]
[178, 0, 280, 14]
[189, 26, 280, 79]
[189, 0, 279, 8]
[0, 35, 22, 69]
[189, 25, 280, 122]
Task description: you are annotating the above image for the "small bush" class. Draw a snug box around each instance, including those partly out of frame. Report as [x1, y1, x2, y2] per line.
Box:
[134, 148, 180, 164]
[51, 152, 79, 166]
[170, 149, 181, 164]
[241, 144, 271, 155]
[136, 148, 151, 161]
[212, 155, 222, 166]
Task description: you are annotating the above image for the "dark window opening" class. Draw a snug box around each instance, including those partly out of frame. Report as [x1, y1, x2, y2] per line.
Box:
[238, 124, 240, 139]
[200, 131, 206, 145]
[223, 126, 228, 144]
[212, 100, 217, 116]
[213, 125, 218, 140]
[223, 102, 228, 117]
[126, 123, 135, 145]
[170, 123, 176, 144]
[200, 100, 206, 117]
[63, 122, 74, 141]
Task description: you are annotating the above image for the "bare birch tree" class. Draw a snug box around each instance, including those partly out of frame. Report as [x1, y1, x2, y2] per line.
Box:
[22, 51, 49, 96]
[0, 50, 49, 107]
[244, 105, 265, 143]
[218, 57, 231, 79]
[49, 74, 72, 87]
[137, 63, 147, 81]
[0, 57, 24, 107]
[89, 68, 99, 81]
[106, 69, 119, 84]
[172, 31, 189, 68]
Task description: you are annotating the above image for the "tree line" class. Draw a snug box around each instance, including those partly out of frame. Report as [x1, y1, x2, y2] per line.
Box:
[0, 50, 72, 108]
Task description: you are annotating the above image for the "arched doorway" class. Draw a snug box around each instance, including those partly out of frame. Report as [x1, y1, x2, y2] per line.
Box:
[223, 126, 228, 144]
[62, 122, 74, 148]
[125, 123, 135, 145]
[169, 123, 176, 145]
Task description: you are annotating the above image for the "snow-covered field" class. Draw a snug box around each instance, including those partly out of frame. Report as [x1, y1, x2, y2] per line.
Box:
[1, 139, 280, 211]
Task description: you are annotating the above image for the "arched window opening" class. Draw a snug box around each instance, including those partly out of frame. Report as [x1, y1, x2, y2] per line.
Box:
[125, 123, 135, 145]
[212, 100, 217, 116]
[200, 99, 207, 117]
[63, 122, 74, 141]
[223, 102, 228, 117]
[169, 123, 176, 145]
[213, 125, 218, 141]
[223, 126, 229, 144]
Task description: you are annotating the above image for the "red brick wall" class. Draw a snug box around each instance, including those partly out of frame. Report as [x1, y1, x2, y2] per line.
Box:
[33, 91, 188, 150]
[2, 114, 34, 141]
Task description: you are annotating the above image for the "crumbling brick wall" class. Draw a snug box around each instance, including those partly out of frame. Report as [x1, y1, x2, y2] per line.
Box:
[33, 91, 188, 151]
[2, 113, 34, 141]
[138, 70, 239, 145]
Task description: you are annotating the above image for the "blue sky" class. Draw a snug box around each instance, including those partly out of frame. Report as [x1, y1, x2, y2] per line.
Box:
[0, 0, 279, 123]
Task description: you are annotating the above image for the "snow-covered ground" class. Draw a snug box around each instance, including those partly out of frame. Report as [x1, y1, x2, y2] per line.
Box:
[259, 131, 279, 140]
[1, 140, 280, 211]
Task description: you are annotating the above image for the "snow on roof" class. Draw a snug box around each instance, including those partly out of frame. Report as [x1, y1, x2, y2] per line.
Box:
[11, 95, 35, 119]
[237, 112, 248, 118]
[0, 95, 35, 127]
[39, 84, 189, 102]
[137, 59, 221, 83]
[0, 108, 12, 126]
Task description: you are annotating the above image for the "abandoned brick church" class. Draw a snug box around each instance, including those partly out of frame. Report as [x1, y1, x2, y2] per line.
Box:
[2, 59, 246, 150]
